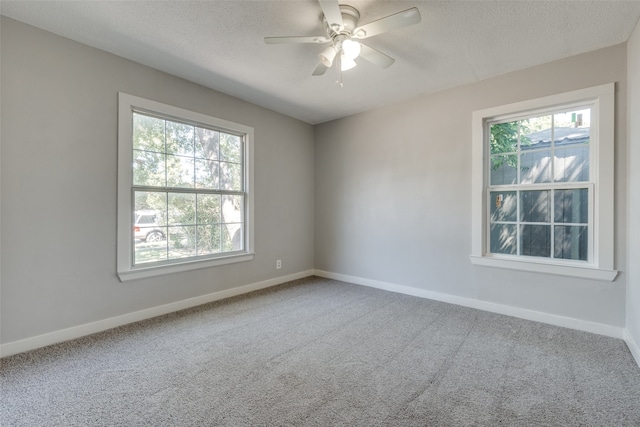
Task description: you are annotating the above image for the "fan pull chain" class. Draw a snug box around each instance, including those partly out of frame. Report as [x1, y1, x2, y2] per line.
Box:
[335, 52, 344, 87]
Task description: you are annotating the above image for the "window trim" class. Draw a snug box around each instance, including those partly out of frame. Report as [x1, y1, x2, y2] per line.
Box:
[117, 93, 255, 281]
[470, 83, 617, 281]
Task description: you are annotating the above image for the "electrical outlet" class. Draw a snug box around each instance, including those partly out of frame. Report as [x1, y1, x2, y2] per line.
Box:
[276, 259, 282, 270]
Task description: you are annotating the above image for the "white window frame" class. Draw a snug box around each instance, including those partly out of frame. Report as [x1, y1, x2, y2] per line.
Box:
[117, 93, 254, 281]
[470, 83, 617, 281]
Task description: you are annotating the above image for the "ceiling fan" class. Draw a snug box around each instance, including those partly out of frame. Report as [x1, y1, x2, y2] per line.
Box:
[264, 1, 421, 82]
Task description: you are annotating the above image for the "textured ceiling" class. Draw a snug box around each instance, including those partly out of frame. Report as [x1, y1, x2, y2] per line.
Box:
[2, 1, 640, 124]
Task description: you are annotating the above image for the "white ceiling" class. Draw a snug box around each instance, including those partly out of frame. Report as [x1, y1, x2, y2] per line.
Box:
[2, 1, 640, 124]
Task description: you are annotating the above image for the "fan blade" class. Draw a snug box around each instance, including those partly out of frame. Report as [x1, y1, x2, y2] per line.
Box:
[319, 0, 344, 31]
[358, 43, 395, 68]
[312, 62, 329, 76]
[352, 7, 421, 39]
[264, 36, 330, 44]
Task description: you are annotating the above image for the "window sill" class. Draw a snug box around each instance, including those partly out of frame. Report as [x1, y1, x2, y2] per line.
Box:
[469, 255, 618, 281]
[118, 253, 255, 282]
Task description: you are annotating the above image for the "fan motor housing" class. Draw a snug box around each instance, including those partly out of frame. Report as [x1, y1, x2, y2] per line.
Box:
[323, 5, 360, 37]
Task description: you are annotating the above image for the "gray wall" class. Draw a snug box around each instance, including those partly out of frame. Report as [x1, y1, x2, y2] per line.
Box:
[315, 44, 628, 328]
[0, 17, 315, 344]
[627, 19, 640, 346]
[1, 15, 635, 347]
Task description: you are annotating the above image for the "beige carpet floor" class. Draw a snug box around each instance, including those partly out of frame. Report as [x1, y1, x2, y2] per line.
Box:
[1, 276, 639, 426]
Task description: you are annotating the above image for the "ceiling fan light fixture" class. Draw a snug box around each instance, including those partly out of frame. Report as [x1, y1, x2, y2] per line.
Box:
[341, 55, 357, 71]
[342, 39, 361, 60]
[318, 45, 337, 67]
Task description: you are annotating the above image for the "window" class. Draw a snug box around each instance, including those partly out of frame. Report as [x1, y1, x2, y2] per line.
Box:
[118, 93, 254, 281]
[470, 84, 617, 281]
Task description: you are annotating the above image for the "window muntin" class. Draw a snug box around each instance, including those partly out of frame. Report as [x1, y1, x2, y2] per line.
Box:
[488, 108, 592, 262]
[118, 93, 254, 281]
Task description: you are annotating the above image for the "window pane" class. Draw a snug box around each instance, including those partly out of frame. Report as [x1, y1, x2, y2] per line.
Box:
[134, 239, 168, 264]
[222, 224, 243, 252]
[166, 121, 194, 157]
[195, 159, 219, 189]
[520, 150, 551, 184]
[196, 224, 221, 255]
[490, 121, 518, 155]
[221, 195, 243, 224]
[133, 113, 165, 152]
[490, 191, 517, 222]
[195, 128, 219, 160]
[135, 226, 167, 244]
[134, 191, 167, 222]
[197, 194, 221, 224]
[220, 162, 243, 191]
[554, 225, 588, 261]
[134, 191, 168, 264]
[145, 227, 166, 241]
[553, 109, 590, 182]
[220, 133, 242, 163]
[520, 190, 550, 223]
[168, 225, 196, 259]
[553, 109, 590, 141]
[168, 193, 196, 225]
[520, 115, 552, 148]
[166, 155, 195, 188]
[521, 225, 550, 258]
[133, 150, 165, 186]
[554, 189, 588, 224]
[554, 145, 589, 182]
[490, 154, 518, 185]
[490, 224, 517, 255]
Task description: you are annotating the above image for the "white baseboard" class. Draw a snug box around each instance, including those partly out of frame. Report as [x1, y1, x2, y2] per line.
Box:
[3, 270, 630, 360]
[623, 329, 640, 368]
[313, 269, 624, 339]
[0, 270, 314, 358]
